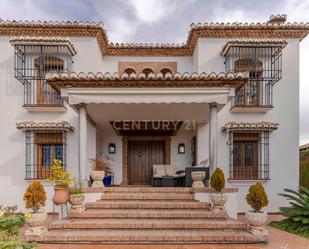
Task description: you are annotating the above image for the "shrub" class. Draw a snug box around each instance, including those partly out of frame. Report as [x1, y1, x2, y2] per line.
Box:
[210, 168, 225, 192]
[277, 187, 309, 232]
[90, 155, 114, 172]
[0, 206, 36, 249]
[23, 181, 46, 212]
[246, 182, 269, 212]
[47, 159, 75, 188]
[69, 186, 84, 195]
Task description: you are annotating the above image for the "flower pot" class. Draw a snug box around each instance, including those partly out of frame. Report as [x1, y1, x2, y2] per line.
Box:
[246, 211, 268, 229]
[69, 193, 85, 212]
[25, 211, 47, 237]
[246, 211, 269, 241]
[53, 186, 69, 205]
[191, 171, 205, 188]
[91, 170, 105, 187]
[209, 192, 227, 213]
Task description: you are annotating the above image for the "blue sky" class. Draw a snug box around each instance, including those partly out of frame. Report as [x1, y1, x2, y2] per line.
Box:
[1, 0, 309, 144]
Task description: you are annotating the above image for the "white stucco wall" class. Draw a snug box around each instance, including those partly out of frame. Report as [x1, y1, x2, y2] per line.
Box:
[0, 33, 301, 214]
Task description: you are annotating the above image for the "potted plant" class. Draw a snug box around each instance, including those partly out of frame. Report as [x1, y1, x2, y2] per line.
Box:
[246, 182, 269, 235]
[23, 181, 47, 236]
[47, 159, 75, 205]
[69, 185, 85, 212]
[90, 155, 113, 187]
[209, 168, 227, 213]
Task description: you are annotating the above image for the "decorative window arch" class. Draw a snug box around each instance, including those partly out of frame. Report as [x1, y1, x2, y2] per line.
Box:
[124, 68, 136, 76]
[160, 68, 172, 77]
[142, 68, 154, 77]
[234, 58, 263, 106]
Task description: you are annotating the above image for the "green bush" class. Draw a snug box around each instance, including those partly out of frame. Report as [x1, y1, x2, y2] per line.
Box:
[246, 182, 269, 212]
[0, 206, 36, 249]
[278, 187, 309, 233]
[210, 168, 225, 192]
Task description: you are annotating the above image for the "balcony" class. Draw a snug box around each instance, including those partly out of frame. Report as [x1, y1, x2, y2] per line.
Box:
[222, 40, 286, 112]
[11, 38, 75, 112]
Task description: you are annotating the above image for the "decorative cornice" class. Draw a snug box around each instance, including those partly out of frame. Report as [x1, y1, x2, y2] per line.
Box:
[1, 14, 309, 56]
[221, 38, 287, 56]
[46, 71, 249, 90]
[221, 121, 279, 132]
[16, 120, 74, 132]
[9, 36, 77, 55]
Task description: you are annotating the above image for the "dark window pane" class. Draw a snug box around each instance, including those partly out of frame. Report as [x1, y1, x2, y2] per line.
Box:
[55, 144, 63, 162]
[233, 143, 241, 166]
[245, 143, 255, 167]
[42, 144, 52, 166]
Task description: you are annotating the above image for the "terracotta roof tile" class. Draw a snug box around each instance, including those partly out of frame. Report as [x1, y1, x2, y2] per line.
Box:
[16, 120, 74, 132]
[221, 121, 279, 132]
[9, 36, 77, 55]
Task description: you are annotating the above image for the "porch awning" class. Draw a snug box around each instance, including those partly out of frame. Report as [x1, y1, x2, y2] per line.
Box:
[46, 72, 248, 105]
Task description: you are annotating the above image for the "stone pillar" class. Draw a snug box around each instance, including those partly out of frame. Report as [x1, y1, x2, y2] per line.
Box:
[209, 103, 218, 174]
[79, 103, 87, 184]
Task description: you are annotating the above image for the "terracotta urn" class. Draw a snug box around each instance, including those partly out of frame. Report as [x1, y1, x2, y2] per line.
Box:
[69, 193, 85, 212]
[25, 211, 47, 236]
[91, 170, 105, 187]
[191, 171, 205, 188]
[209, 192, 228, 213]
[53, 186, 69, 205]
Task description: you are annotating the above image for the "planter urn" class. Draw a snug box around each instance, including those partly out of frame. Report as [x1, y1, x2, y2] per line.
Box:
[246, 211, 269, 241]
[69, 193, 85, 212]
[91, 170, 105, 187]
[191, 171, 205, 188]
[209, 192, 228, 213]
[25, 211, 47, 237]
[53, 186, 69, 205]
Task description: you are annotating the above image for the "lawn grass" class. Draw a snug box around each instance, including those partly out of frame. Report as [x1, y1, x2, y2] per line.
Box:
[269, 221, 309, 239]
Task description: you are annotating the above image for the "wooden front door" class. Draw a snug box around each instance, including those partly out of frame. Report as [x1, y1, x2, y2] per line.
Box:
[128, 141, 165, 185]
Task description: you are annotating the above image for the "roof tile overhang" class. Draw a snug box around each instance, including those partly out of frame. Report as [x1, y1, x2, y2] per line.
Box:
[221, 121, 279, 132]
[220, 38, 287, 55]
[1, 15, 309, 56]
[9, 36, 77, 55]
[46, 72, 249, 90]
[16, 120, 74, 132]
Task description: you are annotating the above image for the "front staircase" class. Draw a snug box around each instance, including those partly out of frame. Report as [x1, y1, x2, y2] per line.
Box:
[26, 187, 265, 244]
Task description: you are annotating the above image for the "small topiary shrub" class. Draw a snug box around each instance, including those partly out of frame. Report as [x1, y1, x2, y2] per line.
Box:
[23, 181, 47, 212]
[210, 168, 225, 192]
[246, 182, 269, 212]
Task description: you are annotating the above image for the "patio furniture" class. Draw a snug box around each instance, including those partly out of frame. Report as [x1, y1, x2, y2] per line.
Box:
[152, 164, 185, 187]
[161, 176, 175, 187]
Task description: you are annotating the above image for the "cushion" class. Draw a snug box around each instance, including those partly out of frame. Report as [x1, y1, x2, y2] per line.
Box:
[153, 165, 165, 177]
[165, 165, 176, 176]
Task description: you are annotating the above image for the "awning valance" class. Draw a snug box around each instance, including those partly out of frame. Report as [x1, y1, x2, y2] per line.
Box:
[221, 121, 279, 132]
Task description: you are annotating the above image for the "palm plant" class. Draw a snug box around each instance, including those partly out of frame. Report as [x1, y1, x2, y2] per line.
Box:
[278, 187, 309, 232]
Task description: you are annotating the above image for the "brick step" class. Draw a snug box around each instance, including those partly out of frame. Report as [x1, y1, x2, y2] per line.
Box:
[100, 187, 194, 193]
[86, 200, 210, 209]
[48, 218, 248, 230]
[27, 229, 260, 243]
[101, 193, 195, 200]
[69, 209, 227, 219]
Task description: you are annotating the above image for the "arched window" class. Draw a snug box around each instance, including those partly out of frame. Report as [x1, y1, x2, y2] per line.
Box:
[124, 68, 136, 76]
[142, 68, 154, 77]
[160, 68, 172, 77]
[234, 58, 263, 106]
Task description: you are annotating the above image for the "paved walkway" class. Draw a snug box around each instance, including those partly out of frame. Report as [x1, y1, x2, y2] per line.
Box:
[36, 226, 309, 249]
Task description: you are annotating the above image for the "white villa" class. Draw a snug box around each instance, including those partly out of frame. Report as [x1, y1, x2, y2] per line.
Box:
[0, 14, 308, 244]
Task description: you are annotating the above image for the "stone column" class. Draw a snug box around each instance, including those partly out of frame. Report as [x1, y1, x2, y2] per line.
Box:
[79, 103, 87, 184]
[209, 103, 218, 174]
